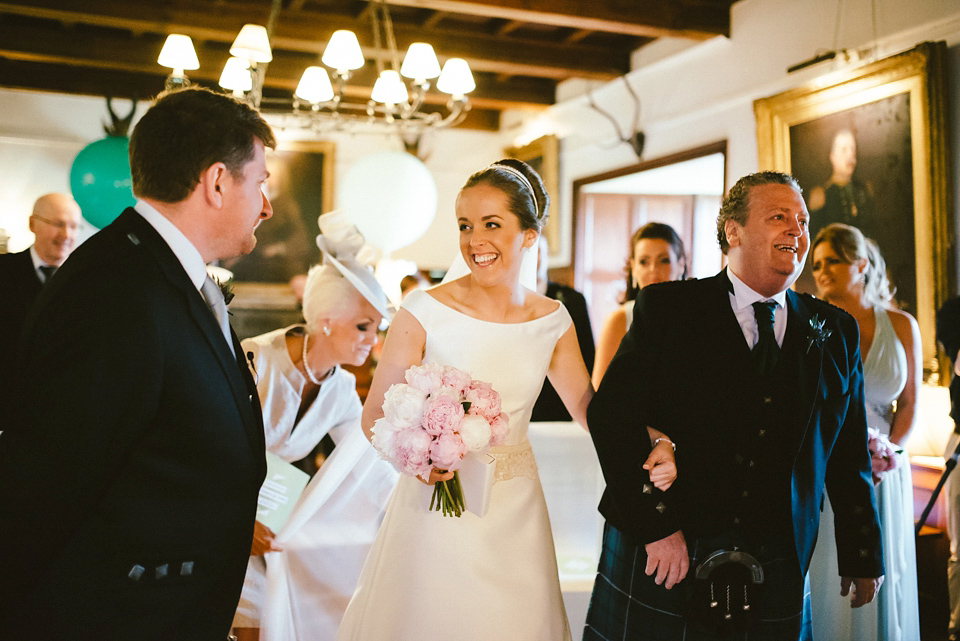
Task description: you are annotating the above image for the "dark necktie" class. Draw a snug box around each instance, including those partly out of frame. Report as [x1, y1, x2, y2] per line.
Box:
[752, 301, 779, 377]
[39, 265, 57, 283]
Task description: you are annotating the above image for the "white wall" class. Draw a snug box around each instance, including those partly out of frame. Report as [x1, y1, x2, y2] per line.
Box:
[504, 0, 960, 272]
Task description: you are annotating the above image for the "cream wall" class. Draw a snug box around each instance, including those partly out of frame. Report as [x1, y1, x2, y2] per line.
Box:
[503, 0, 960, 274]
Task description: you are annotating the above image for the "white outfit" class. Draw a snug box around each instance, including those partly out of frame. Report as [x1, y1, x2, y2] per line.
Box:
[337, 289, 574, 641]
[808, 307, 920, 641]
[233, 326, 398, 640]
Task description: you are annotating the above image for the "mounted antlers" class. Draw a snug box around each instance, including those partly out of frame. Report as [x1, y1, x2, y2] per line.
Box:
[586, 76, 645, 159]
[103, 97, 138, 138]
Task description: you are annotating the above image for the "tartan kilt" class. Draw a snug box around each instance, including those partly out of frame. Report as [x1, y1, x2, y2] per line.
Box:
[582, 523, 805, 641]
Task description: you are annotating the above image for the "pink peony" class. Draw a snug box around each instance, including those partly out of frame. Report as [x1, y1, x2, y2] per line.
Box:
[459, 414, 493, 452]
[393, 427, 434, 478]
[441, 366, 473, 396]
[382, 383, 428, 428]
[405, 362, 446, 395]
[421, 394, 465, 436]
[430, 431, 468, 471]
[489, 412, 509, 446]
[464, 380, 502, 420]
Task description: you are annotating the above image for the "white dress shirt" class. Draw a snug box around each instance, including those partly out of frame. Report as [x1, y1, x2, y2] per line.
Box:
[727, 268, 787, 349]
[134, 200, 207, 292]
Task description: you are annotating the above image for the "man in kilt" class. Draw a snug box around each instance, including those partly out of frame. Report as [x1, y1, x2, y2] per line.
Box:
[585, 171, 884, 641]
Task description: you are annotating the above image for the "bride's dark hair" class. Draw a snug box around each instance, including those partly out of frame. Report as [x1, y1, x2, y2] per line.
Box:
[461, 158, 549, 232]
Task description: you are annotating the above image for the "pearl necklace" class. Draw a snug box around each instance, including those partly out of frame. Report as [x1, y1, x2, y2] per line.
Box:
[301, 332, 333, 385]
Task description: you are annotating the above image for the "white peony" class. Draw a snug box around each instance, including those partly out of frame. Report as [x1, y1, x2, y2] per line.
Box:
[459, 414, 493, 452]
[382, 383, 428, 428]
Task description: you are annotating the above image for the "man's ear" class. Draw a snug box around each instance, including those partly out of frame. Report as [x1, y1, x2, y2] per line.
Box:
[200, 162, 228, 208]
[724, 219, 741, 249]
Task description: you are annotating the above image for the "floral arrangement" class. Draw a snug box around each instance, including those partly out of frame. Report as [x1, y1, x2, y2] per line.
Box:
[867, 427, 902, 485]
[371, 363, 508, 517]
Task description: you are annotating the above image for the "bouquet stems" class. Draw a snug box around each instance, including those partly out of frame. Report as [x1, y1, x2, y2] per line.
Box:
[430, 471, 465, 517]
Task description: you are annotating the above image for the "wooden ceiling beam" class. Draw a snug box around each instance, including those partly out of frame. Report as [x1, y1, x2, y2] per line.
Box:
[0, 0, 625, 81]
[0, 57, 505, 131]
[383, 0, 731, 40]
[0, 21, 554, 109]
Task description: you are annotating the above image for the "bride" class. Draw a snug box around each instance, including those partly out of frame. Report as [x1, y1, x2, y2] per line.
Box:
[337, 159, 677, 640]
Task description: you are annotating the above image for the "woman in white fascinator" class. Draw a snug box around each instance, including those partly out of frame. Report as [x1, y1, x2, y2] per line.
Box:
[231, 211, 398, 641]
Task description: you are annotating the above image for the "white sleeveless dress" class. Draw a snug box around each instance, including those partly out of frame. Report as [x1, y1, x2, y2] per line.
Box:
[808, 307, 920, 641]
[337, 288, 574, 641]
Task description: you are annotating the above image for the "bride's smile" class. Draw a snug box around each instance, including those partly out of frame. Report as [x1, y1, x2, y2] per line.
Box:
[456, 184, 536, 286]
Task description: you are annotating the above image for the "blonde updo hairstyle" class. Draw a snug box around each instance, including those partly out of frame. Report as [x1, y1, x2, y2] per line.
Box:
[301, 264, 364, 335]
[813, 223, 894, 307]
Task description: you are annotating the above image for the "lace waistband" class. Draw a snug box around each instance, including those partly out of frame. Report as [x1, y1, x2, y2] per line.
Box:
[491, 440, 538, 483]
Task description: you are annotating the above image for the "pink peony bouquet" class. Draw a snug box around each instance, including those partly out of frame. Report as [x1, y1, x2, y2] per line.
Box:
[867, 427, 902, 485]
[371, 363, 508, 517]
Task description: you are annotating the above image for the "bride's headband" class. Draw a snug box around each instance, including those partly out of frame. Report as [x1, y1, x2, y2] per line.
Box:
[490, 163, 541, 218]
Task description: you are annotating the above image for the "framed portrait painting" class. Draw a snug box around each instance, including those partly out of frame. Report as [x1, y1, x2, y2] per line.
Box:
[223, 140, 336, 339]
[755, 41, 951, 369]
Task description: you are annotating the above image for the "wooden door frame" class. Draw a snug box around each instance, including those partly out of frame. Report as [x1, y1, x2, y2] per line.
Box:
[570, 140, 727, 288]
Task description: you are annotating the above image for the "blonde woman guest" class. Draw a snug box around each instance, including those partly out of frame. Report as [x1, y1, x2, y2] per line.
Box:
[592, 222, 686, 387]
[232, 213, 398, 641]
[337, 159, 677, 641]
[806, 223, 920, 641]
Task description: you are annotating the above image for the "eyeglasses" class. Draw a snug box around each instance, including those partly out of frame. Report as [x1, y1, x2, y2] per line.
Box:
[32, 215, 79, 232]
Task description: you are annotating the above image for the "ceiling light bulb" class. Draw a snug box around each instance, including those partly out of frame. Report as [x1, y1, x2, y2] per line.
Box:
[295, 66, 335, 104]
[230, 24, 273, 63]
[436, 58, 475, 98]
[400, 43, 441, 82]
[371, 70, 408, 105]
[322, 30, 364, 73]
[158, 34, 199, 75]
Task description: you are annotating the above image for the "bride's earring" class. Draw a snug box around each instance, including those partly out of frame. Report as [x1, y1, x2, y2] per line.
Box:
[323, 326, 331, 336]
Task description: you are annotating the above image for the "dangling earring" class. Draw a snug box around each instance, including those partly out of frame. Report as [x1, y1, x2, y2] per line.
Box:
[322, 326, 331, 336]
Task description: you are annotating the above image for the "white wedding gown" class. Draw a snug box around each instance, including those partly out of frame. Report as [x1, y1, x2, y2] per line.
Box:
[337, 288, 574, 641]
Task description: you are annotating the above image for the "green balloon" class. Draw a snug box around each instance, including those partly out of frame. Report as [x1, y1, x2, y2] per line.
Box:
[70, 136, 136, 229]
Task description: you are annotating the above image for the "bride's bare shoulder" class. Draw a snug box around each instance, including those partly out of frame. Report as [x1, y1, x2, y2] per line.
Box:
[525, 289, 562, 319]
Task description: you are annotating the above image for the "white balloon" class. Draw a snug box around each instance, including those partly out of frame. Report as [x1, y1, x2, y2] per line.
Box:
[339, 151, 438, 253]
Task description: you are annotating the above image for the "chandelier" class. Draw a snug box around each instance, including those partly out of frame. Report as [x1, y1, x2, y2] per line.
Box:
[157, 0, 476, 134]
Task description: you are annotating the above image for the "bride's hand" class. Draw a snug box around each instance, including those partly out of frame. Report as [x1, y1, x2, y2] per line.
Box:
[418, 468, 455, 485]
[643, 439, 677, 491]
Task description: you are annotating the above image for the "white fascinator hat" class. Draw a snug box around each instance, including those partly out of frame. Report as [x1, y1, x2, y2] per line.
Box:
[315, 210, 392, 320]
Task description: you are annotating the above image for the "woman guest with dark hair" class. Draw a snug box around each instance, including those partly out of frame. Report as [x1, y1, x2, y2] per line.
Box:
[805, 222, 920, 641]
[592, 222, 686, 387]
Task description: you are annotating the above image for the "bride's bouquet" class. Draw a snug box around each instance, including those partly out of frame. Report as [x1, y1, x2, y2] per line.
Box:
[371, 363, 508, 517]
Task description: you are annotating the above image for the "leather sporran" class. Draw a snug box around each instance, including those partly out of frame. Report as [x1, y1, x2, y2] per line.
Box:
[687, 549, 764, 636]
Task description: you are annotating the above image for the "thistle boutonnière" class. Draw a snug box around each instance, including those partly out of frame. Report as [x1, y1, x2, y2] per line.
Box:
[806, 314, 832, 353]
[214, 277, 235, 306]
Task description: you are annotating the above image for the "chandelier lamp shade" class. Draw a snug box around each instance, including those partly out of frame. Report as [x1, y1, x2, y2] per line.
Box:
[157, 34, 199, 90]
[155, 0, 475, 133]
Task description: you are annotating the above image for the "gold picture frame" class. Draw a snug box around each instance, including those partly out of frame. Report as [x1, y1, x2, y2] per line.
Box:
[755, 41, 951, 371]
[506, 134, 563, 262]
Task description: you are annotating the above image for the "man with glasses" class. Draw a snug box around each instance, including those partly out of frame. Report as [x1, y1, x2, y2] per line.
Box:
[0, 192, 81, 386]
